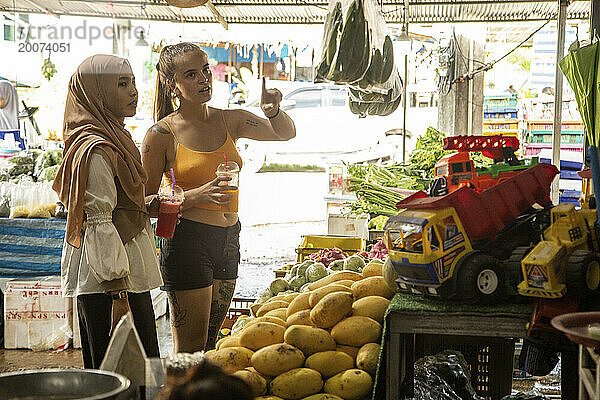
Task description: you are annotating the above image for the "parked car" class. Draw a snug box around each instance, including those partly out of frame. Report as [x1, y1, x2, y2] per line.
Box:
[239, 83, 404, 168]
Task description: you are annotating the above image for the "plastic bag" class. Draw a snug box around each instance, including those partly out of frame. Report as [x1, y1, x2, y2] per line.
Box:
[501, 390, 548, 400]
[8, 182, 58, 218]
[414, 350, 483, 400]
[7, 151, 36, 178]
[9, 182, 29, 218]
[518, 337, 559, 377]
[315, 0, 403, 117]
[0, 182, 11, 217]
[30, 323, 72, 351]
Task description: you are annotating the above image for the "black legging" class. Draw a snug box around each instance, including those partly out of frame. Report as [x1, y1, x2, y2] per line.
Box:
[77, 291, 160, 369]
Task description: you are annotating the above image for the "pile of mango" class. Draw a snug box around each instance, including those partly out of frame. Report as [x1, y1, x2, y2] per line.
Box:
[205, 259, 400, 400]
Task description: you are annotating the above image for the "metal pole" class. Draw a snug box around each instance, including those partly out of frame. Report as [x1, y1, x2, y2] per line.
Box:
[403, 53, 408, 164]
[551, 0, 568, 205]
[584, 0, 600, 169]
[591, 0, 600, 38]
[468, 38, 474, 136]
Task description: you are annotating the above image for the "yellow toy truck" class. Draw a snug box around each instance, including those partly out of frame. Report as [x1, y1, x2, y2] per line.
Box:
[508, 203, 600, 299]
[384, 163, 558, 303]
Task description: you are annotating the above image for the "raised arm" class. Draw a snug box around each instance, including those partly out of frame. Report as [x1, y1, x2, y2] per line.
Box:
[229, 77, 296, 142]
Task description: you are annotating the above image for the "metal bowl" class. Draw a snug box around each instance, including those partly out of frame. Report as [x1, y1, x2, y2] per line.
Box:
[551, 311, 600, 348]
[0, 369, 132, 400]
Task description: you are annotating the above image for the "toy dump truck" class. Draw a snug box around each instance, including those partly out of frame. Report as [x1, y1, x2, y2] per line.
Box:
[507, 203, 600, 299]
[429, 135, 539, 196]
[384, 163, 559, 303]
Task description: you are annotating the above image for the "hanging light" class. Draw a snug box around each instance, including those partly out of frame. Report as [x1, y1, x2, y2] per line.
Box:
[136, 30, 149, 47]
[398, 24, 410, 42]
[396, 0, 411, 54]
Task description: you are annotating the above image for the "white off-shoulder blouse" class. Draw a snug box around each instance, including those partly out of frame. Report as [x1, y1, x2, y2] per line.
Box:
[61, 149, 163, 297]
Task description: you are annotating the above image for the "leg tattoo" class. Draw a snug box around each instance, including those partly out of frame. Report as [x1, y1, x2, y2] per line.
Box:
[205, 280, 236, 350]
[167, 291, 188, 328]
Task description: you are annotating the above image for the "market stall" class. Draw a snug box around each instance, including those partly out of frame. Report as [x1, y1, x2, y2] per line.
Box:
[1, 0, 600, 399]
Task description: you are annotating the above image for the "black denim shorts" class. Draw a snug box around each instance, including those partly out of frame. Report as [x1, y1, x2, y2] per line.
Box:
[159, 218, 241, 291]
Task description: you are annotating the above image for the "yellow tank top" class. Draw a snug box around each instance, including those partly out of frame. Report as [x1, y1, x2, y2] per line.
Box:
[163, 111, 243, 213]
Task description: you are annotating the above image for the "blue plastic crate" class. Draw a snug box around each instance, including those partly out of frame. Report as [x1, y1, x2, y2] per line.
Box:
[0, 130, 26, 150]
[561, 190, 582, 199]
[559, 196, 580, 205]
[540, 157, 583, 171]
[560, 170, 582, 180]
[484, 111, 518, 120]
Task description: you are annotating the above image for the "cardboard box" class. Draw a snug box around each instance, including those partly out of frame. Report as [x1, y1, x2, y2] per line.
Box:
[68, 297, 81, 349]
[327, 213, 369, 239]
[3, 277, 70, 349]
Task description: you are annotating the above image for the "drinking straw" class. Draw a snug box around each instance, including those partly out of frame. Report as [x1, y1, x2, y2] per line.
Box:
[170, 168, 175, 200]
[222, 152, 229, 171]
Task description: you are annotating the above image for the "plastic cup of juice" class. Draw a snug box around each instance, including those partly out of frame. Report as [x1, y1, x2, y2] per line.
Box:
[216, 161, 240, 193]
[155, 185, 184, 239]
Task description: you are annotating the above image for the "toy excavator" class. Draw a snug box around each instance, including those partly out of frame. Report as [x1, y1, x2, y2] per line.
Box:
[428, 135, 539, 196]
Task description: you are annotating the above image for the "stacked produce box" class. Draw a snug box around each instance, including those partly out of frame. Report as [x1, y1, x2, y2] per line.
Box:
[524, 120, 585, 156]
[205, 251, 398, 400]
[538, 150, 583, 204]
[482, 94, 519, 138]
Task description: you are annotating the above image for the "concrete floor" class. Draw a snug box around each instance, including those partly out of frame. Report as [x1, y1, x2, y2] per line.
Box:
[0, 348, 83, 372]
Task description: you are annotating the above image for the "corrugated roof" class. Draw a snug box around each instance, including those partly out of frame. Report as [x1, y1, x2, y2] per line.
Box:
[0, 0, 591, 24]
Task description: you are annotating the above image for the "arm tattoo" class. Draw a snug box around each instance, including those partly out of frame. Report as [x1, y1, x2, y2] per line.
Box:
[141, 143, 151, 153]
[244, 119, 260, 128]
[167, 291, 187, 328]
[152, 124, 171, 135]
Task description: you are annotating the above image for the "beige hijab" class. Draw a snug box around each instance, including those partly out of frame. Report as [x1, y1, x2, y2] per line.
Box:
[53, 54, 148, 249]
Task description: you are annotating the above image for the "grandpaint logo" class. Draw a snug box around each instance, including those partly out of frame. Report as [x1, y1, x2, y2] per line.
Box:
[18, 20, 145, 46]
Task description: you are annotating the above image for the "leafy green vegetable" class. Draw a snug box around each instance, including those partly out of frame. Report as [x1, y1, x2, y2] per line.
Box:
[345, 126, 452, 216]
[408, 127, 452, 179]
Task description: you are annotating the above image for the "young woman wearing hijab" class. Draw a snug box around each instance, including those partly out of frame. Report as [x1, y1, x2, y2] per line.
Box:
[53, 54, 164, 368]
[0, 80, 19, 130]
[142, 43, 296, 353]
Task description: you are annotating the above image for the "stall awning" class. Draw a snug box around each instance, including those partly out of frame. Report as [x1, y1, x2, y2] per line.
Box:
[0, 0, 591, 25]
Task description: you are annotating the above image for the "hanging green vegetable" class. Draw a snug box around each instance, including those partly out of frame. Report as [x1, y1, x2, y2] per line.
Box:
[42, 58, 57, 81]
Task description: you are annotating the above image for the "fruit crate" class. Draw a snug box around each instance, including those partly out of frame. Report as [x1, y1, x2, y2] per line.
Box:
[528, 131, 584, 144]
[483, 94, 518, 112]
[482, 119, 519, 132]
[295, 235, 364, 262]
[416, 334, 515, 400]
[526, 120, 584, 132]
[221, 297, 256, 330]
[482, 130, 519, 139]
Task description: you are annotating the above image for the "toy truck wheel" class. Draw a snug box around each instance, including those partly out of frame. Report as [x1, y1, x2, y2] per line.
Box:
[456, 254, 504, 304]
[566, 250, 600, 298]
[506, 246, 533, 289]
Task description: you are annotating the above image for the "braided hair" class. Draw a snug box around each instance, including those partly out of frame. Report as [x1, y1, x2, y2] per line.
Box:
[153, 42, 205, 122]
